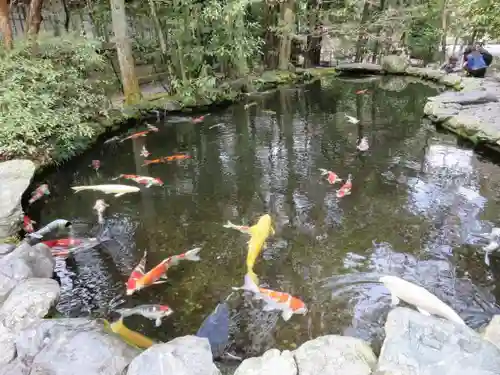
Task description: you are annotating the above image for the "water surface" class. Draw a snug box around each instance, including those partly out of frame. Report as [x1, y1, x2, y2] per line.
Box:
[34, 76, 500, 356]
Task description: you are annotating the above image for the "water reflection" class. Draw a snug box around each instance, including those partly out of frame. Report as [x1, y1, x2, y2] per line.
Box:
[37, 77, 500, 356]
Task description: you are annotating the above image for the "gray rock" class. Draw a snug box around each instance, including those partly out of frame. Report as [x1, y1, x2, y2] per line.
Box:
[14, 318, 138, 375]
[0, 360, 30, 375]
[0, 160, 36, 239]
[0, 244, 15, 256]
[377, 307, 500, 375]
[423, 101, 461, 123]
[0, 242, 54, 303]
[482, 315, 500, 350]
[293, 335, 376, 375]
[381, 55, 409, 74]
[0, 278, 60, 333]
[127, 335, 220, 375]
[336, 63, 382, 74]
[0, 322, 16, 366]
[234, 349, 296, 375]
[428, 91, 498, 105]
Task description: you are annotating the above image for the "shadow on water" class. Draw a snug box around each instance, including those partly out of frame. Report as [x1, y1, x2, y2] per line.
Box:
[32, 76, 500, 357]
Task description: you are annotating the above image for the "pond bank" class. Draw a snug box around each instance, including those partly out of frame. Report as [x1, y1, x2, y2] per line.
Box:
[1, 238, 500, 375]
[336, 56, 500, 153]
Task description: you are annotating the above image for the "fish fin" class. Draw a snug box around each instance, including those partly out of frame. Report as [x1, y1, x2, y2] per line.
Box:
[222, 220, 235, 229]
[417, 307, 431, 316]
[242, 273, 260, 294]
[390, 293, 400, 306]
[110, 176, 121, 181]
[155, 318, 162, 327]
[318, 168, 328, 175]
[262, 302, 278, 312]
[485, 252, 491, 266]
[281, 308, 294, 321]
[248, 270, 259, 285]
[114, 193, 125, 197]
[184, 247, 202, 261]
[153, 280, 168, 285]
[483, 241, 499, 252]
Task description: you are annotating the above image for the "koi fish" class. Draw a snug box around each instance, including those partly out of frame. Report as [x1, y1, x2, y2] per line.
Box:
[140, 146, 151, 158]
[146, 123, 159, 132]
[112, 174, 163, 188]
[42, 238, 84, 248]
[71, 184, 140, 197]
[126, 247, 202, 295]
[192, 116, 205, 124]
[379, 275, 465, 325]
[233, 273, 308, 321]
[357, 137, 369, 151]
[318, 168, 341, 185]
[91, 160, 100, 171]
[104, 136, 121, 144]
[336, 174, 352, 198]
[115, 304, 173, 327]
[93, 199, 109, 224]
[104, 317, 155, 349]
[142, 154, 191, 166]
[23, 215, 36, 233]
[223, 214, 275, 284]
[355, 89, 369, 95]
[120, 131, 150, 142]
[28, 184, 50, 205]
[345, 114, 360, 124]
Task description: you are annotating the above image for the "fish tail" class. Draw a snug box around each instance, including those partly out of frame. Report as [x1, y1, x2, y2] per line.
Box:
[242, 272, 260, 293]
[110, 175, 122, 181]
[318, 168, 328, 175]
[71, 186, 89, 193]
[97, 214, 105, 224]
[184, 247, 202, 261]
[222, 220, 235, 229]
[142, 160, 152, 166]
[248, 270, 259, 285]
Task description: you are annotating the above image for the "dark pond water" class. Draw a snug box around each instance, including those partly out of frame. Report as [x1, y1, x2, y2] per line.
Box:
[31, 76, 500, 358]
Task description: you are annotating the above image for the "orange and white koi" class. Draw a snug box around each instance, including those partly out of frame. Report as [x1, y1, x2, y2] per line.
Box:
[28, 184, 50, 205]
[336, 174, 352, 198]
[23, 215, 36, 233]
[142, 154, 191, 166]
[120, 131, 150, 142]
[355, 89, 369, 95]
[233, 273, 307, 321]
[318, 168, 341, 185]
[140, 146, 151, 158]
[112, 174, 163, 188]
[125, 247, 202, 295]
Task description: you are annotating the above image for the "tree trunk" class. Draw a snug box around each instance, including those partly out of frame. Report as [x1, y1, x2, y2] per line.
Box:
[26, 0, 45, 37]
[439, 0, 448, 63]
[354, 1, 371, 62]
[0, 0, 12, 49]
[278, 0, 295, 71]
[147, 0, 167, 55]
[110, 0, 142, 105]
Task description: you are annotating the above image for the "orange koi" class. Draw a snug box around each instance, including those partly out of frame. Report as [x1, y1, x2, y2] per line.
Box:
[126, 247, 202, 295]
[318, 168, 341, 185]
[142, 154, 191, 166]
[120, 131, 150, 142]
[336, 174, 352, 198]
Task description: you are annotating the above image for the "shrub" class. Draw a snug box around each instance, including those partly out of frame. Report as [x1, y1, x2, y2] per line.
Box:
[0, 33, 110, 165]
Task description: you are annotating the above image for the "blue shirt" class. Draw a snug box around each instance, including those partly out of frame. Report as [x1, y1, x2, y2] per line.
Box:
[467, 52, 487, 70]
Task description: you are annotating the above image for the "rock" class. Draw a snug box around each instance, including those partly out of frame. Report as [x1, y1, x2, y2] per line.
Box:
[234, 349, 296, 375]
[482, 315, 500, 350]
[336, 63, 383, 75]
[127, 335, 220, 375]
[381, 55, 409, 74]
[376, 307, 500, 375]
[0, 244, 14, 256]
[379, 77, 410, 92]
[0, 160, 36, 239]
[293, 335, 376, 375]
[13, 318, 139, 375]
[428, 91, 498, 105]
[0, 242, 54, 303]
[0, 322, 16, 366]
[423, 101, 461, 123]
[0, 278, 60, 333]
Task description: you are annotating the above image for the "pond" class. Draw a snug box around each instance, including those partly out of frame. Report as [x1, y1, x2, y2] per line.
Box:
[32, 76, 500, 359]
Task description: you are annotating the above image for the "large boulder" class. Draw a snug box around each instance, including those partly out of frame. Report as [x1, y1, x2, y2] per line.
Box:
[0, 278, 60, 333]
[293, 335, 376, 375]
[376, 307, 500, 375]
[0, 322, 16, 366]
[0, 160, 36, 239]
[336, 63, 383, 75]
[482, 315, 500, 350]
[234, 349, 296, 375]
[127, 335, 220, 375]
[381, 55, 409, 74]
[8, 318, 139, 375]
[0, 242, 54, 303]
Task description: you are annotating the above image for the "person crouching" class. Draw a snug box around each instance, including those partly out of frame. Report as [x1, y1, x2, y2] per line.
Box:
[463, 46, 488, 78]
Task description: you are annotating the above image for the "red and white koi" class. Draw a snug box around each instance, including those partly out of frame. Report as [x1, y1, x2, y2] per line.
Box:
[233, 273, 308, 321]
[91, 160, 101, 171]
[125, 247, 202, 295]
[318, 168, 341, 185]
[23, 215, 36, 233]
[28, 184, 50, 205]
[192, 116, 205, 124]
[112, 174, 164, 188]
[140, 146, 151, 158]
[336, 174, 352, 198]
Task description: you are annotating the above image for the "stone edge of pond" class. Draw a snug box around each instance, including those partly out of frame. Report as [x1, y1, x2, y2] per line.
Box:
[336, 58, 500, 153]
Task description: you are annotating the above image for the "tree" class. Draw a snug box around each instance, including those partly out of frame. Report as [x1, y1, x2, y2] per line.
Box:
[26, 0, 45, 37]
[109, 0, 142, 104]
[0, 0, 12, 49]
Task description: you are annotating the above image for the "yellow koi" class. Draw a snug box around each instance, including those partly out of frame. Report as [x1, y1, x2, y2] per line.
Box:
[102, 318, 155, 349]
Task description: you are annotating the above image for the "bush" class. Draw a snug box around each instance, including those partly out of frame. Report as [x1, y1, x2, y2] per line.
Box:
[0, 33, 110, 165]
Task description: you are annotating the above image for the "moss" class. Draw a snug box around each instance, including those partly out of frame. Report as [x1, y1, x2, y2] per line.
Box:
[2, 235, 21, 245]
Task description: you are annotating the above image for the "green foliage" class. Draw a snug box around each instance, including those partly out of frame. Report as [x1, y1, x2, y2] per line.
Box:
[0, 33, 110, 164]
